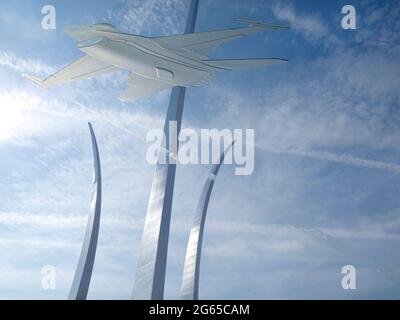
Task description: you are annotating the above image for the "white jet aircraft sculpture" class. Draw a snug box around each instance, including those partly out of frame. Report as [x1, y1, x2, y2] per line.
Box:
[25, 20, 288, 101]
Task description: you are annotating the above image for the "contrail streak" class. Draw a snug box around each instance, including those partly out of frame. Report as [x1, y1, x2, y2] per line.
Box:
[266, 147, 400, 174]
[70, 99, 178, 161]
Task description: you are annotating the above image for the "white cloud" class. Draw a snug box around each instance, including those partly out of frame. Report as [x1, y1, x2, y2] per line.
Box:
[1, 0, 400, 300]
[266, 147, 400, 174]
[0, 51, 54, 75]
[271, 2, 329, 41]
[108, 0, 187, 35]
[0, 211, 145, 230]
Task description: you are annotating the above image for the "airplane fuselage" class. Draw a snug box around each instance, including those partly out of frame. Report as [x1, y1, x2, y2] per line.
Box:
[77, 34, 219, 86]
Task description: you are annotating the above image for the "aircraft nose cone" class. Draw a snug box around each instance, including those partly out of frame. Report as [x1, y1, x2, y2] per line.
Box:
[64, 25, 86, 35]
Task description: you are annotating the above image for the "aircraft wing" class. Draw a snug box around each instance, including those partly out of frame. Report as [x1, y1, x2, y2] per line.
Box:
[152, 20, 288, 57]
[24, 55, 117, 88]
[118, 74, 171, 102]
[204, 58, 288, 70]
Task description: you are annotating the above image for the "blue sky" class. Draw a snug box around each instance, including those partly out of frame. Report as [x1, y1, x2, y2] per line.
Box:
[0, 0, 400, 299]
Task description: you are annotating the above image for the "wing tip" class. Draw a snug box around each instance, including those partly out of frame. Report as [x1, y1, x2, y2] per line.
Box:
[22, 74, 49, 89]
[276, 58, 289, 63]
[234, 19, 290, 30]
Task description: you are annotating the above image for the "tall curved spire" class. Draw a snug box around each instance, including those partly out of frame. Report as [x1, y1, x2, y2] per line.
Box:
[181, 142, 234, 300]
[132, 0, 200, 300]
[68, 122, 102, 300]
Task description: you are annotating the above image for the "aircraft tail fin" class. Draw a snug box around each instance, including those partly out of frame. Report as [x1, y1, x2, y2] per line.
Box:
[234, 19, 290, 30]
[204, 58, 288, 70]
[23, 74, 49, 89]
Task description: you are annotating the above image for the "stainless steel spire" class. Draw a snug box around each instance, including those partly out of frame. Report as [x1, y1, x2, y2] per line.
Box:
[181, 142, 234, 300]
[68, 122, 102, 300]
[132, 0, 200, 300]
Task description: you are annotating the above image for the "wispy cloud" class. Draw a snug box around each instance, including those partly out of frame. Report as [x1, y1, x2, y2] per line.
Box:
[0, 51, 54, 75]
[1, 0, 400, 300]
[0, 211, 144, 230]
[271, 2, 329, 41]
[108, 0, 187, 35]
[265, 147, 400, 174]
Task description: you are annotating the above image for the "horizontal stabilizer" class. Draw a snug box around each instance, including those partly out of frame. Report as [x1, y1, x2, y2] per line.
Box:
[203, 58, 288, 70]
[119, 74, 171, 102]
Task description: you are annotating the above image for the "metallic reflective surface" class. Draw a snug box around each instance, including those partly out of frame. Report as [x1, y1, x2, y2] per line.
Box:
[68, 122, 102, 300]
[181, 142, 233, 300]
[27, 0, 286, 101]
[132, 0, 199, 300]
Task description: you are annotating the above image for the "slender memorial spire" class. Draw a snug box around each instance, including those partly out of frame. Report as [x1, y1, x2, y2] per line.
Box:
[181, 142, 234, 300]
[68, 122, 102, 300]
[132, 0, 200, 300]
